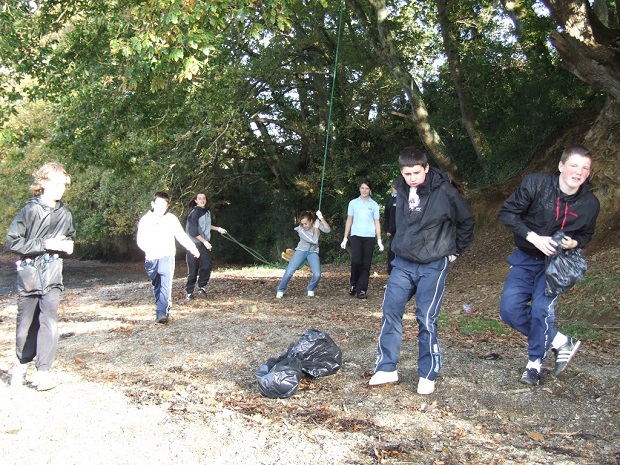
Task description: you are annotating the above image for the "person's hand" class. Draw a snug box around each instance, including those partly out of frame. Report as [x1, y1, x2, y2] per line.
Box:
[61, 240, 74, 255]
[218, 227, 227, 235]
[205, 241, 213, 251]
[560, 235, 578, 250]
[340, 238, 348, 249]
[526, 231, 558, 257]
[448, 255, 457, 262]
[192, 247, 200, 258]
[316, 210, 323, 220]
[377, 239, 384, 252]
[45, 236, 73, 254]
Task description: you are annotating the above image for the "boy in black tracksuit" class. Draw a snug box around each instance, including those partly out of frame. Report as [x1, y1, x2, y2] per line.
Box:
[369, 147, 474, 395]
[498, 145, 599, 386]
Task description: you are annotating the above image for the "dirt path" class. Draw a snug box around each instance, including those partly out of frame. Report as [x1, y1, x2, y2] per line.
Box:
[0, 248, 618, 464]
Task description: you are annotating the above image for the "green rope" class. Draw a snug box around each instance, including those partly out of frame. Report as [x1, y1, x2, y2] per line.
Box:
[219, 2, 346, 267]
[221, 232, 286, 268]
[318, 0, 345, 211]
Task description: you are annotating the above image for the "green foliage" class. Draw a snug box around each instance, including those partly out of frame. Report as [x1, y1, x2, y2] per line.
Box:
[0, 0, 613, 268]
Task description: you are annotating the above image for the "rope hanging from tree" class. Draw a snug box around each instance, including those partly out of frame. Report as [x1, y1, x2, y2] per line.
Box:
[223, 1, 345, 266]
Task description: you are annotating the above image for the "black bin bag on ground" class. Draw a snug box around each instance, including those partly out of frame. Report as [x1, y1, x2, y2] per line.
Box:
[255, 329, 342, 398]
[255, 355, 303, 399]
[285, 328, 342, 378]
[545, 231, 589, 297]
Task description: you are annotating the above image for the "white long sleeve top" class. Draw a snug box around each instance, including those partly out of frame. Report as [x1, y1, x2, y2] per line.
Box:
[137, 210, 198, 260]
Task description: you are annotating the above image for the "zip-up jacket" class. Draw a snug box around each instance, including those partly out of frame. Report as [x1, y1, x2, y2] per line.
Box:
[498, 172, 600, 258]
[6, 196, 76, 295]
[391, 167, 475, 264]
[186, 206, 212, 244]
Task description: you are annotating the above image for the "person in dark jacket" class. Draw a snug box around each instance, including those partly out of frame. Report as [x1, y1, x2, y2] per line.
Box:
[6, 162, 76, 391]
[383, 180, 398, 275]
[369, 147, 474, 395]
[498, 145, 600, 386]
[184, 192, 227, 301]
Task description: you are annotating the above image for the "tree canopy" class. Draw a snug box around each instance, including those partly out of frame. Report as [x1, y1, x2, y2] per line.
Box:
[1, 0, 618, 261]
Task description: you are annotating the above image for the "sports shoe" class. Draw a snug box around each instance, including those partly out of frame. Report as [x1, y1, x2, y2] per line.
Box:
[10, 362, 28, 387]
[520, 368, 541, 386]
[417, 377, 435, 395]
[198, 288, 207, 298]
[349, 285, 356, 296]
[307, 290, 315, 297]
[276, 291, 284, 299]
[185, 293, 194, 301]
[553, 337, 581, 375]
[368, 370, 398, 386]
[357, 290, 367, 299]
[155, 315, 169, 324]
[36, 371, 57, 391]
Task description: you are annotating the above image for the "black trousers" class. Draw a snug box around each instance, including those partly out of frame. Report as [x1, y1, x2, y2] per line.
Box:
[349, 235, 375, 293]
[185, 243, 212, 293]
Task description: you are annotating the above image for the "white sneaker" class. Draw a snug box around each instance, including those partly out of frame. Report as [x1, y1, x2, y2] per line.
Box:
[276, 291, 284, 299]
[368, 370, 398, 386]
[36, 371, 57, 391]
[10, 362, 28, 387]
[307, 290, 315, 297]
[417, 377, 435, 395]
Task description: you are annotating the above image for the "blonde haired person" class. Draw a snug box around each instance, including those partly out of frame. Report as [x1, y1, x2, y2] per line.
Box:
[6, 162, 76, 391]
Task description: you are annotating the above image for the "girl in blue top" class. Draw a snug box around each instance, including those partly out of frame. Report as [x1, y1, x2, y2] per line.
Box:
[276, 210, 331, 298]
[341, 180, 384, 299]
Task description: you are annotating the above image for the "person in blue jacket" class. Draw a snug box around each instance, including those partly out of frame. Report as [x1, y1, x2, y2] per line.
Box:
[369, 147, 474, 395]
[498, 145, 600, 386]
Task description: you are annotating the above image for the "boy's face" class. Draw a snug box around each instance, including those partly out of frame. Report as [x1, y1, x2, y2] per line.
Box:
[41, 172, 69, 202]
[401, 164, 429, 188]
[558, 154, 591, 194]
[151, 197, 169, 217]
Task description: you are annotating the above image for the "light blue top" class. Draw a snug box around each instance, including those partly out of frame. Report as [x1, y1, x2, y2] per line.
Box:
[347, 196, 379, 237]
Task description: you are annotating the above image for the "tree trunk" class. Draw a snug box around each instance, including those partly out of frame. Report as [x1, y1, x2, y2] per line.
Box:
[583, 97, 620, 217]
[347, 0, 462, 181]
[436, 0, 490, 164]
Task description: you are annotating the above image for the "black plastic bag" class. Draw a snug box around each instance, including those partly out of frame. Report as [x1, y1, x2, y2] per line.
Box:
[255, 329, 342, 398]
[284, 328, 343, 378]
[255, 355, 303, 399]
[545, 231, 588, 296]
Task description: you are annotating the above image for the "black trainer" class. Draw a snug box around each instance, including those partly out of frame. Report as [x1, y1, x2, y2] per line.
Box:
[198, 287, 207, 298]
[520, 368, 541, 386]
[155, 315, 169, 324]
[552, 337, 581, 375]
[357, 290, 367, 299]
[349, 285, 356, 296]
[185, 293, 194, 301]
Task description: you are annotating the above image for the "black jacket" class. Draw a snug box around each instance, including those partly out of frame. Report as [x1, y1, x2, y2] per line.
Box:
[383, 194, 397, 236]
[391, 167, 475, 264]
[498, 172, 599, 258]
[6, 196, 76, 295]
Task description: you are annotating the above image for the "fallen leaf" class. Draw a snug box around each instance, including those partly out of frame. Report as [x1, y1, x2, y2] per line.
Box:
[527, 431, 544, 441]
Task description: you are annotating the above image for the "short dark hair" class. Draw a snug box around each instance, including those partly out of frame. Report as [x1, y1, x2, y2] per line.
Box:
[152, 191, 170, 203]
[560, 145, 591, 164]
[399, 147, 428, 169]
